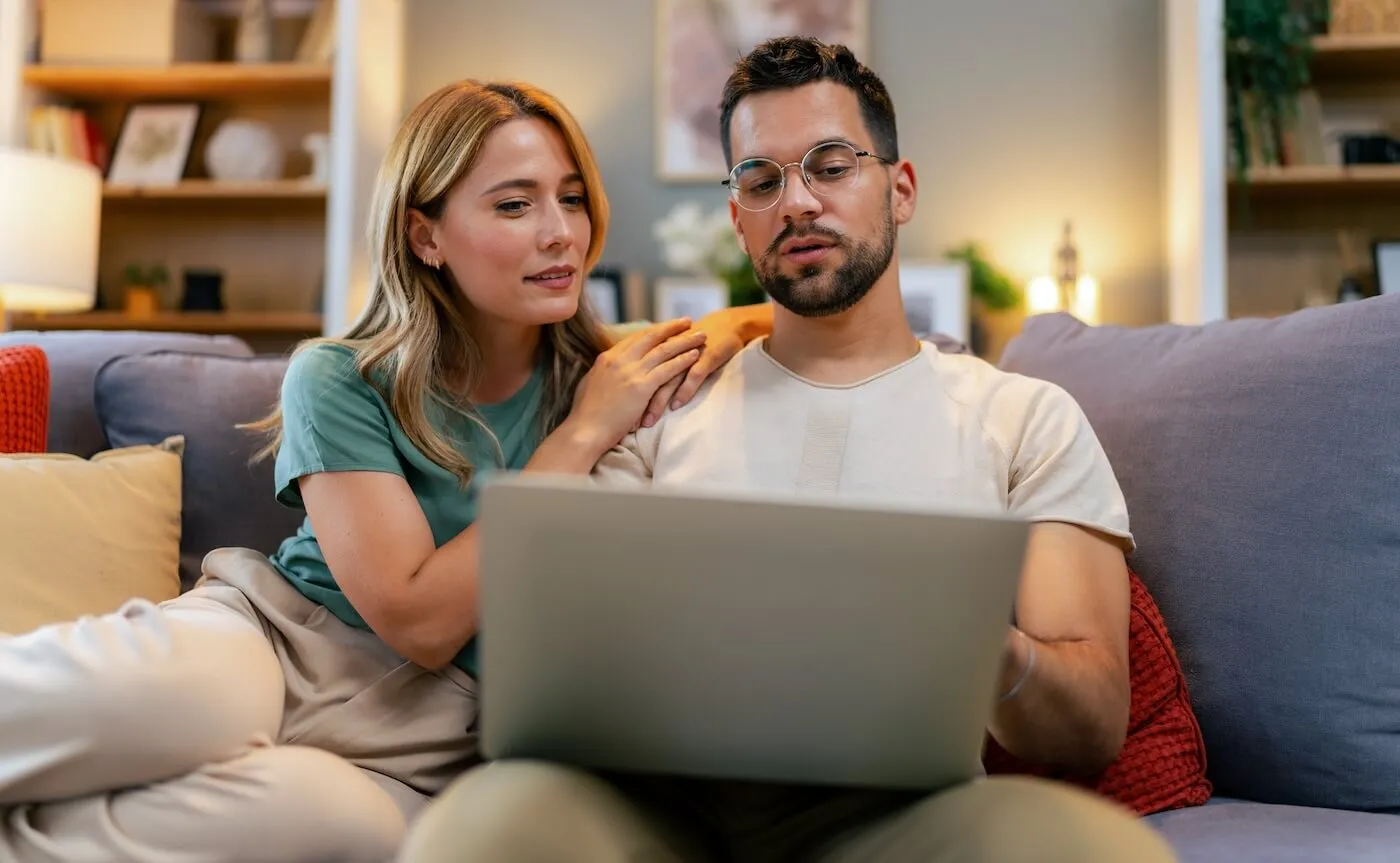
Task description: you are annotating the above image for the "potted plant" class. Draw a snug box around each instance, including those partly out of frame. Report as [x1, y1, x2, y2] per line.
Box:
[944, 241, 1022, 356]
[121, 262, 169, 318]
[1224, 0, 1330, 181]
[654, 201, 764, 308]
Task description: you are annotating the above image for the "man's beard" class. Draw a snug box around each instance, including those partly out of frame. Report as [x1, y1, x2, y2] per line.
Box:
[754, 206, 895, 318]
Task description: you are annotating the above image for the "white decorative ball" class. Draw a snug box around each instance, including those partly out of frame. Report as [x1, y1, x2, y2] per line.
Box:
[205, 119, 284, 182]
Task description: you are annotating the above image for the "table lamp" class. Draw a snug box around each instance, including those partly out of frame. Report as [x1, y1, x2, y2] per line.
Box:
[0, 147, 101, 332]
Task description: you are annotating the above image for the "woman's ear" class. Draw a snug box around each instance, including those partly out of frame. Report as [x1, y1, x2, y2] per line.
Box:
[406, 208, 443, 268]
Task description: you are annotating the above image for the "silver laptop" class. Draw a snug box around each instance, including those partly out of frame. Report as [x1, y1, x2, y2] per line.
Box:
[475, 473, 1030, 792]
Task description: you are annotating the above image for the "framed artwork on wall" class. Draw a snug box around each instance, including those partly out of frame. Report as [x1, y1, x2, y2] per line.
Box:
[107, 103, 200, 186]
[654, 0, 870, 182]
[586, 266, 627, 325]
[655, 277, 728, 321]
[899, 261, 970, 345]
[1374, 239, 1400, 296]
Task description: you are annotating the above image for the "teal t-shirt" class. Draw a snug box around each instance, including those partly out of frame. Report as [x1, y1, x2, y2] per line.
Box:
[267, 342, 544, 676]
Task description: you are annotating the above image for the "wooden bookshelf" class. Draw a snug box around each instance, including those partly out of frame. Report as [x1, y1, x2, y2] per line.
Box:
[1231, 164, 1400, 194]
[22, 63, 332, 100]
[103, 180, 327, 201]
[1309, 33, 1400, 78]
[8, 310, 324, 334]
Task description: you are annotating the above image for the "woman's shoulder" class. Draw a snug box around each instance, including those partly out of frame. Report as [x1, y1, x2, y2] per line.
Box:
[282, 341, 378, 398]
[285, 339, 358, 377]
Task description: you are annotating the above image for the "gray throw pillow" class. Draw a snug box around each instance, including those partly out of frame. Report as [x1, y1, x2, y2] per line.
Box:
[94, 350, 303, 590]
[998, 300, 1400, 813]
[0, 331, 252, 457]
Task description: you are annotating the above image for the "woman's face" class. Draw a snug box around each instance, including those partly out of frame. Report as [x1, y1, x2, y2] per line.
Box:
[416, 116, 591, 327]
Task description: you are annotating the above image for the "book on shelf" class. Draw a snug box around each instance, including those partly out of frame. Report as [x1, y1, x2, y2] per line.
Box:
[27, 105, 107, 173]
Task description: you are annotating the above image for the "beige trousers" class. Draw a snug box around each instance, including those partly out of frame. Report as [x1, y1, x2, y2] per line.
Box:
[0, 547, 479, 863]
[398, 761, 1179, 863]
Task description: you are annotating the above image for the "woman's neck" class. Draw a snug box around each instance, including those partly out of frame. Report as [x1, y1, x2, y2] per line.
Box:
[468, 317, 542, 405]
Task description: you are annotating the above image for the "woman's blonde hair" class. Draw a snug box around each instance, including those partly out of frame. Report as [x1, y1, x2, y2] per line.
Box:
[246, 79, 612, 483]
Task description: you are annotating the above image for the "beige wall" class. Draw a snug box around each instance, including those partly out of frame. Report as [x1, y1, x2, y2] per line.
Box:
[404, 0, 1166, 326]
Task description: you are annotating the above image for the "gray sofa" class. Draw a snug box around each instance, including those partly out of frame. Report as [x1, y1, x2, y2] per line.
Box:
[6, 294, 1400, 862]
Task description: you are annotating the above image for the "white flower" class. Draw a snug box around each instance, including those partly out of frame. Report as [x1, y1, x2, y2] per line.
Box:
[654, 200, 749, 277]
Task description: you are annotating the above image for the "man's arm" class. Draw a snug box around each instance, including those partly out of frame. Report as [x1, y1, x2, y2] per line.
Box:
[988, 520, 1131, 774]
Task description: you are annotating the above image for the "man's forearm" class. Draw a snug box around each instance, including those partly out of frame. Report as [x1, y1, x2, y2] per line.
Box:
[987, 631, 1129, 774]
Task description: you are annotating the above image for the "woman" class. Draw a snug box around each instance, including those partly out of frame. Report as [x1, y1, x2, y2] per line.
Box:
[0, 79, 770, 863]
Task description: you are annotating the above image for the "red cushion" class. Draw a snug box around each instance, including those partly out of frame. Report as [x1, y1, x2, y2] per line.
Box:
[982, 567, 1212, 815]
[0, 344, 49, 454]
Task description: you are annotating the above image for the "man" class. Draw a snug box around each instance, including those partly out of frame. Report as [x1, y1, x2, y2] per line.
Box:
[399, 37, 1176, 863]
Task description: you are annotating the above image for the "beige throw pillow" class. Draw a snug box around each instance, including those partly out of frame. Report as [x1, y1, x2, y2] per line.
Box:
[0, 436, 183, 636]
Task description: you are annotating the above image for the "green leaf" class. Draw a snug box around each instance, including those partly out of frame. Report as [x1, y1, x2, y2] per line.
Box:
[944, 242, 1022, 311]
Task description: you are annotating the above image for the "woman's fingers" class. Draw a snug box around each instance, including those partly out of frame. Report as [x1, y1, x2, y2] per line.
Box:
[615, 318, 693, 359]
[639, 330, 706, 371]
[646, 349, 702, 391]
[642, 372, 686, 429]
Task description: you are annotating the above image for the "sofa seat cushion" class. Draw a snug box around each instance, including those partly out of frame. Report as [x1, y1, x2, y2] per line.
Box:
[94, 350, 302, 590]
[997, 299, 1400, 811]
[0, 436, 184, 635]
[0, 331, 252, 457]
[1147, 799, 1400, 863]
[0, 344, 48, 453]
[983, 567, 1211, 815]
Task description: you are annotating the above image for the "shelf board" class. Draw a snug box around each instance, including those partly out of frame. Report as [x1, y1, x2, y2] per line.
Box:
[103, 180, 327, 201]
[1229, 163, 1400, 194]
[7, 311, 324, 334]
[22, 62, 332, 100]
[1309, 33, 1400, 78]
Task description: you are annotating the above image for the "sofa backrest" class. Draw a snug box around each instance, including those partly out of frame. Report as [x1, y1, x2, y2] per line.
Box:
[0, 330, 253, 457]
[998, 299, 1400, 813]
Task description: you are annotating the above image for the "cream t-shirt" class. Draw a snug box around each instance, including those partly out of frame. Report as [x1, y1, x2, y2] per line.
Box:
[592, 339, 1133, 551]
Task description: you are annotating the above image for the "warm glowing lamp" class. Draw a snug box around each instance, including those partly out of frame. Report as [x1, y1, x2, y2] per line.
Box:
[1026, 221, 1100, 325]
[0, 148, 102, 332]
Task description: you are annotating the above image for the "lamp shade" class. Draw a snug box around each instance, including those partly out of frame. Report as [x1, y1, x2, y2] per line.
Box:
[0, 148, 101, 313]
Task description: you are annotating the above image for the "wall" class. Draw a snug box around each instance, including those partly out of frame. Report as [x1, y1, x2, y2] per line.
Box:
[404, 0, 1165, 326]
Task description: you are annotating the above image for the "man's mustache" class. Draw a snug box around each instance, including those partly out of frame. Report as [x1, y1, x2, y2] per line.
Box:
[764, 223, 846, 258]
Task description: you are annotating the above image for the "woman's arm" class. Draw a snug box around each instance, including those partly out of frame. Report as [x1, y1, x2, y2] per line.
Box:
[296, 321, 705, 669]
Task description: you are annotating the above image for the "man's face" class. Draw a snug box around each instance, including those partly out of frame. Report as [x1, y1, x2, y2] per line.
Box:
[725, 81, 915, 318]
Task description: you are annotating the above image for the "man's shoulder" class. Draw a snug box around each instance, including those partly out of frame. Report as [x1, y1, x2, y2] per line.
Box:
[921, 344, 1086, 440]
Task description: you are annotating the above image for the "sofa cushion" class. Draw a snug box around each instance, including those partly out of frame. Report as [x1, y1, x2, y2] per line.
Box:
[0, 436, 183, 635]
[0, 331, 252, 457]
[1147, 799, 1400, 863]
[983, 567, 1212, 815]
[997, 300, 1400, 812]
[94, 351, 302, 590]
[0, 344, 48, 453]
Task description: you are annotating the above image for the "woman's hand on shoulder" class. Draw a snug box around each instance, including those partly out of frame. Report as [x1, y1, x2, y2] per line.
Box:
[562, 318, 705, 457]
[643, 302, 773, 421]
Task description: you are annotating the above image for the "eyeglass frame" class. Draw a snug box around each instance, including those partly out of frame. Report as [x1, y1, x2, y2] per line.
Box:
[720, 140, 895, 212]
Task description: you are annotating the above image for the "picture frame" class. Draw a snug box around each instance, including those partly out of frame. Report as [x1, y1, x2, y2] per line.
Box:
[107, 103, 201, 186]
[654, 0, 870, 182]
[654, 277, 728, 321]
[1373, 239, 1400, 296]
[898, 261, 970, 345]
[585, 266, 627, 325]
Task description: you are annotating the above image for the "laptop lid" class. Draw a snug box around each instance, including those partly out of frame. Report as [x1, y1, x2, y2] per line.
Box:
[476, 474, 1029, 791]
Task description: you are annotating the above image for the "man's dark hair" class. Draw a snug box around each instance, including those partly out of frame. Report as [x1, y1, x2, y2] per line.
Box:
[718, 36, 898, 168]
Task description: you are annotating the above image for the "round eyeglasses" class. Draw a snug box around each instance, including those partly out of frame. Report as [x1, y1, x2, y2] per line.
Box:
[722, 141, 892, 212]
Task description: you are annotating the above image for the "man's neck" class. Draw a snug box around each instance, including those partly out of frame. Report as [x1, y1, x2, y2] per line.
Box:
[764, 273, 920, 385]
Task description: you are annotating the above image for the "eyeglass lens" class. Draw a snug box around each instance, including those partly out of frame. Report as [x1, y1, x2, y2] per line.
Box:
[729, 142, 862, 211]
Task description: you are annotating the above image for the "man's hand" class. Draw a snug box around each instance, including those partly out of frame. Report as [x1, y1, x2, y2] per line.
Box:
[640, 302, 773, 427]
